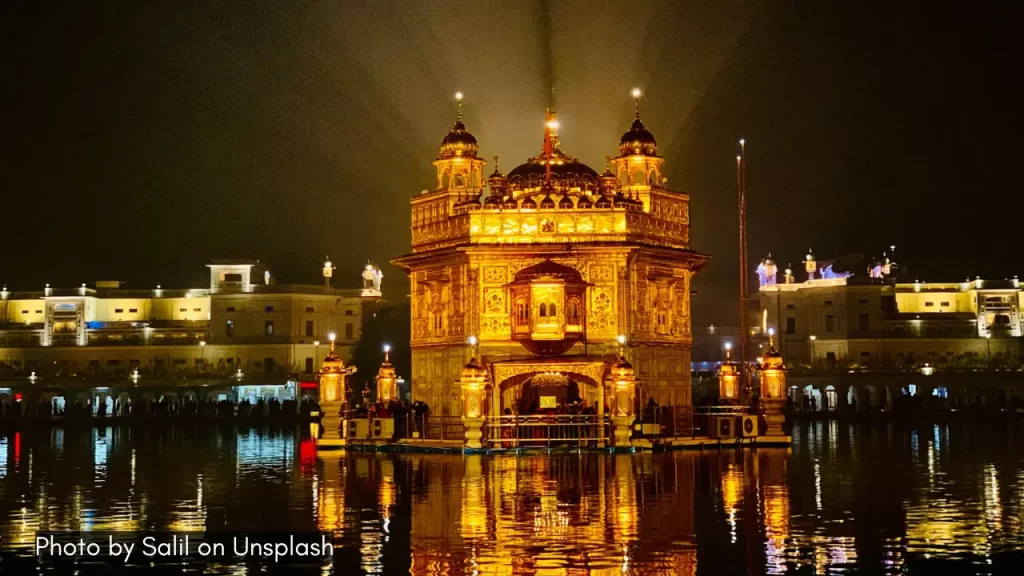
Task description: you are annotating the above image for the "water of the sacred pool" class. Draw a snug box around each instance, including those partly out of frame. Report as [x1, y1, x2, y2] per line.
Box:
[1, 421, 1024, 574]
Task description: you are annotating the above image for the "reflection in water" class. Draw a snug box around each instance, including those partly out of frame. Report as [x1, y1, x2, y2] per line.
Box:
[1, 422, 1024, 573]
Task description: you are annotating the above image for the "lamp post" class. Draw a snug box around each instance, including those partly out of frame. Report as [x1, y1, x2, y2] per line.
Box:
[313, 340, 320, 374]
[986, 332, 992, 365]
[198, 340, 206, 371]
[808, 335, 816, 369]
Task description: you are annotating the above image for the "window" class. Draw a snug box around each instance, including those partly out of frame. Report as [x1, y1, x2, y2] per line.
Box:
[224, 273, 242, 282]
[115, 308, 124, 313]
[226, 357, 234, 364]
[785, 317, 796, 334]
[305, 307, 315, 313]
[179, 308, 187, 312]
[21, 310, 28, 314]
[824, 300, 833, 306]
[785, 304, 795, 310]
[858, 313, 869, 331]
[925, 302, 934, 307]
[567, 298, 581, 324]
[345, 323, 353, 340]
[345, 310, 354, 316]
[130, 359, 140, 366]
[265, 320, 274, 336]
[129, 308, 138, 313]
[226, 307, 235, 312]
[172, 359, 186, 365]
[539, 304, 547, 318]
[265, 306, 275, 312]
[106, 359, 121, 366]
[858, 298, 869, 304]
[941, 301, 950, 307]
[35, 310, 41, 314]
[305, 320, 314, 337]
[264, 357, 275, 374]
[195, 358, 205, 366]
[305, 357, 314, 373]
[549, 303, 557, 316]
[193, 308, 201, 312]
[225, 320, 235, 338]
[825, 315, 835, 332]
[860, 351, 871, 356]
[826, 352, 837, 367]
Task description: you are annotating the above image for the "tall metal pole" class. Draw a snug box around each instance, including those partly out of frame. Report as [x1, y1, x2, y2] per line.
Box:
[737, 139, 748, 395]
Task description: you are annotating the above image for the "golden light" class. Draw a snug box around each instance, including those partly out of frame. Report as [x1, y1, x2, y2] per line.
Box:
[546, 119, 560, 131]
[328, 332, 336, 342]
[631, 87, 641, 98]
[454, 91, 463, 101]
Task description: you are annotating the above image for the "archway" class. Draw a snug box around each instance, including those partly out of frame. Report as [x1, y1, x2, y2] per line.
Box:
[824, 385, 838, 411]
[498, 370, 601, 415]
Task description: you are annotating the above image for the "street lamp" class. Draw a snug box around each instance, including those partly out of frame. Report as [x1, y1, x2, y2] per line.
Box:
[986, 332, 992, 363]
[808, 335, 816, 367]
[198, 340, 206, 367]
[313, 340, 320, 373]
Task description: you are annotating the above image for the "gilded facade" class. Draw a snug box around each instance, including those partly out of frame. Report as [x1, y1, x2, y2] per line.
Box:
[393, 94, 708, 418]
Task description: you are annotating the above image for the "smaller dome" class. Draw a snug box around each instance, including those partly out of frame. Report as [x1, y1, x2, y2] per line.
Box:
[577, 196, 593, 209]
[521, 195, 538, 209]
[461, 357, 487, 381]
[439, 119, 479, 159]
[540, 194, 555, 209]
[619, 116, 658, 157]
[503, 196, 518, 209]
[610, 355, 635, 381]
[511, 259, 585, 284]
[762, 346, 784, 370]
[557, 195, 574, 209]
[595, 195, 612, 208]
[484, 195, 503, 207]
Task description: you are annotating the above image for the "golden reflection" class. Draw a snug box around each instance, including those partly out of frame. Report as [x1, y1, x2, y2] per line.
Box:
[317, 458, 346, 532]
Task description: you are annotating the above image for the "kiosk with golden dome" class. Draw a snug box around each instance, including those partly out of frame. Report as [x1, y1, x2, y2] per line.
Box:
[393, 90, 709, 448]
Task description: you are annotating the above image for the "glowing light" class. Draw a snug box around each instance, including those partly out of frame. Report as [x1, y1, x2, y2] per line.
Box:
[328, 332, 336, 342]
[199, 340, 206, 347]
[768, 328, 775, 337]
[383, 344, 391, 353]
[809, 335, 817, 341]
[546, 119, 560, 131]
[313, 340, 320, 346]
[739, 138, 745, 146]
[617, 334, 626, 345]
[467, 335, 478, 346]
[631, 87, 641, 98]
[454, 91, 463, 101]
[724, 342, 732, 350]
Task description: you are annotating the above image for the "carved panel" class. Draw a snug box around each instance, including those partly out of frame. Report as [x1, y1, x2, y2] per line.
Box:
[590, 265, 614, 284]
[483, 266, 507, 284]
[484, 288, 505, 314]
[589, 287, 616, 335]
[480, 314, 511, 339]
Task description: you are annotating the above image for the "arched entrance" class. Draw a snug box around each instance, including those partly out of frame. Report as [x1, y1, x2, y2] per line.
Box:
[498, 371, 601, 415]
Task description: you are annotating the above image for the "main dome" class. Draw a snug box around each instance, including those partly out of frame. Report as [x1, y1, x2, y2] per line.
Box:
[439, 120, 478, 159]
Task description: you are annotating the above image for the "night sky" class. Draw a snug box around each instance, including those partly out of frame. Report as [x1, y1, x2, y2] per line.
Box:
[4, 2, 1021, 325]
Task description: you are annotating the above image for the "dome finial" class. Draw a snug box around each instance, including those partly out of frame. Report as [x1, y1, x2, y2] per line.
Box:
[631, 88, 642, 119]
[454, 91, 464, 122]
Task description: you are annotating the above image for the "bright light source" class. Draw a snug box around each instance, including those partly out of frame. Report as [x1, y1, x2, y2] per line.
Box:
[809, 335, 817, 341]
[455, 91, 463, 101]
[313, 340, 320, 346]
[631, 87, 641, 98]
[724, 342, 732, 350]
[617, 334, 626, 345]
[739, 138, 745, 146]
[199, 340, 206, 347]
[467, 335, 478, 346]
[328, 332, 336, 342]
[768, 328, 775, 337]
[383, 344, 391, 353]
[546, 119, 560, 131]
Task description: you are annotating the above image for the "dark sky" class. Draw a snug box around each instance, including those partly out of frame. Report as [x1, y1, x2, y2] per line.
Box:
[4, 1, 1021, 325]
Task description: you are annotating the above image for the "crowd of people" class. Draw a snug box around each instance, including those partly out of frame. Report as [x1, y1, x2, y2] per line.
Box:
[0, 395, 324, 420]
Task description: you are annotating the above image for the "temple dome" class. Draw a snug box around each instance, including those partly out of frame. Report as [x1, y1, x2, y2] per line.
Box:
[619, 116, 657, 156]
[510, 259, 585, 285]
[439, 120, 479, 159]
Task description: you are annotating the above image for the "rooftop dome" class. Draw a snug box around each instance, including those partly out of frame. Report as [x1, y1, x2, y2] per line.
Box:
[439, 119, 479, 159]
[619, 116, 657, 156]
[510, 259, 585, 285]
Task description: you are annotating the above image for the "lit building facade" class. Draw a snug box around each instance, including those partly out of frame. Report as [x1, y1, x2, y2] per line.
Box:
[392, 94, 707, 422]
[0, 260, 382, 410]
[756, 252, 1022, 369]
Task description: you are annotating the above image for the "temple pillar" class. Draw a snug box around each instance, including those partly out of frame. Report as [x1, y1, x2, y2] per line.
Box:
[604, 354, 637, 448]
[596, 380, 606, 448]
[758, 330, 787, 438]
[459, 357, 488, 450]
[317, 337, 356, 443]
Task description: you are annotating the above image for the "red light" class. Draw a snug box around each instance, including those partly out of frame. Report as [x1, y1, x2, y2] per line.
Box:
[14, 393, 22, 401]
[299, 381, 318, 390]
[14, 432, 21, 463]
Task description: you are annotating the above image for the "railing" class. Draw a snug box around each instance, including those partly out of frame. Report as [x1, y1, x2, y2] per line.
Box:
[485, 414, 610, 447]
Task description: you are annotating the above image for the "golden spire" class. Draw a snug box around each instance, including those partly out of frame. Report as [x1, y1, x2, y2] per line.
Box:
[455, 91, 464, 122]
[632, 88, 642, 119]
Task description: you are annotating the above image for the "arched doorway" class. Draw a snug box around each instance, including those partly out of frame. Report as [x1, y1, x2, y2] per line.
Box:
[498, 371, 601, 415]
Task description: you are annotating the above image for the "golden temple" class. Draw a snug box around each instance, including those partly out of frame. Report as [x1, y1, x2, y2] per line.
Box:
[392, 91, 708, 432]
